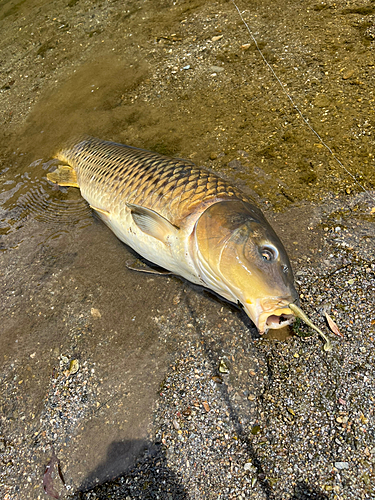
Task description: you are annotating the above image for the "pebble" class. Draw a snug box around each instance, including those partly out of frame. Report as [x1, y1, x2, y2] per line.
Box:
[334, 461, 349, 470]
[342, 69, 355, 80]
[209, 65, 224, 73]
[91, 308, 102, 319]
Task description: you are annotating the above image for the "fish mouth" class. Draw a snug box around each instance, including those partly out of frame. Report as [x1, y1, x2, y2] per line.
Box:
[244, 299, 296, 334]
[260, 310, 295, 334]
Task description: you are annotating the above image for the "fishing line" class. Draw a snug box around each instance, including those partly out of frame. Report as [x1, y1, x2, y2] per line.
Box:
[230, 0, 375, 204]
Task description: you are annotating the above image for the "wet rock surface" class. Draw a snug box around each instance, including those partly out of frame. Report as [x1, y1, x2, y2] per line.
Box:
[1, 0, 375, 499]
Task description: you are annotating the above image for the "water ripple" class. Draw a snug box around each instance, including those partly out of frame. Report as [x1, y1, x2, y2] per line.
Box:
[0, 158, 92, 247]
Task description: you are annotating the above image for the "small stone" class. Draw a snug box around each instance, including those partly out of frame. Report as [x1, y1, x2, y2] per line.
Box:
[342, 69, 355, 80]
[212, 35, 223, 42]
[91, 308, 101, 319]
[334, 461, 349, 470]
[210, 66, 224, 73]
[172, 419, 180, 430]
[210, 152, 218, 160]
[244, 462, 252, 471]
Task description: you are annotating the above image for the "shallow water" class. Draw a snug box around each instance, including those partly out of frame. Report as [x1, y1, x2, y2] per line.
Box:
[1, 0, 375, 498]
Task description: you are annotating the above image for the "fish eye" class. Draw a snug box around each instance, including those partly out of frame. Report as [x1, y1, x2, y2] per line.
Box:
[260, 245, 278, 261]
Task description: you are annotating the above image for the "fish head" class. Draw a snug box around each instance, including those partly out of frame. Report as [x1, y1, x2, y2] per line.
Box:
[194, 201, 299, 333]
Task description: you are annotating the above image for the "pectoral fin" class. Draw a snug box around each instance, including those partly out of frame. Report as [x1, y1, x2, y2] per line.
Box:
[126, 259, 173, 275]
[126, 203, 179, 244]
[47, 165, 79, 188]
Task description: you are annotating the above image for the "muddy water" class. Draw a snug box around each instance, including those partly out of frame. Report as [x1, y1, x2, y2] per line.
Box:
[1, 0, 375, 498]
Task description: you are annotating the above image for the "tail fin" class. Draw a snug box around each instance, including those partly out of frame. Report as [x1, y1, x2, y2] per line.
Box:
[47, 165, 79, 188]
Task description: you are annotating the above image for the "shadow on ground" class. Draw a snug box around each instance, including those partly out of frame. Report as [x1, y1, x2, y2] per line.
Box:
[291, 482, 329, 500]
[70, 439, 188, 500]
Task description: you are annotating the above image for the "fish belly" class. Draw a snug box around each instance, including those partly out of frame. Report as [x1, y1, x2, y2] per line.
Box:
[96, 207, 202, 285]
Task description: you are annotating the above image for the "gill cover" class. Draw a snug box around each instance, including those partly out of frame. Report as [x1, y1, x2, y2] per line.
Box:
[194, 200, 299, 333]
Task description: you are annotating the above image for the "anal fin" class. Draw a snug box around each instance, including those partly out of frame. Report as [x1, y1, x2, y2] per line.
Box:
[47, 165, 79, 188]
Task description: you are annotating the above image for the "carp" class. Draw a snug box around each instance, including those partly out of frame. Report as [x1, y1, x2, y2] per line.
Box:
[47, 137, 331, 349]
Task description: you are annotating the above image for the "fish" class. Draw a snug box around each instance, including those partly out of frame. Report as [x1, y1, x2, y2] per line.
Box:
[47, 137, 331, 347]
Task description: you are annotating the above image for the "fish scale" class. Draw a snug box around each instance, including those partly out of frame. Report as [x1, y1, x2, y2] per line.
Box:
[56, 137, 247, 225]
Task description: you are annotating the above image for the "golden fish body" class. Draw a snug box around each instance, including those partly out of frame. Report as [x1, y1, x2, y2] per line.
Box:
[48, 137, 299, 333]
